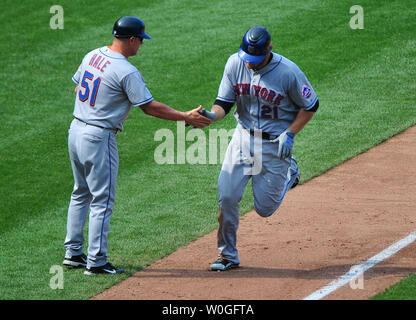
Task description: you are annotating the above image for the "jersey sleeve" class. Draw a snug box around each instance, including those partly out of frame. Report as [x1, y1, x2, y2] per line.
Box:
[287, 68, 318, 111]
[216, 56, 236, 103]
[72, 64, 82, 84]
[122, 71, 154, 107]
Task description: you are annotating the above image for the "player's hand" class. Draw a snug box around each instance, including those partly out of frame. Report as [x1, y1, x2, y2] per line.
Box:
[276, 130, 295, 160]
[185, 105, 213, 128]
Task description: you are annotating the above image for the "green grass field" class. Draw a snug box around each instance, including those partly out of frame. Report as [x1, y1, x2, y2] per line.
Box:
[372, 274, 416, 300]
[0, 0, 415, 300]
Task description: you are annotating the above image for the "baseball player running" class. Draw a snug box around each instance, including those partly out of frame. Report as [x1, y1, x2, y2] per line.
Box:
[62, 16, 210, 275]
[204, 26, 319, 271]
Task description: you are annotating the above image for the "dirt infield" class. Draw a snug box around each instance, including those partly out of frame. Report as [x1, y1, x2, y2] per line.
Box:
[93, 126, 416, 300]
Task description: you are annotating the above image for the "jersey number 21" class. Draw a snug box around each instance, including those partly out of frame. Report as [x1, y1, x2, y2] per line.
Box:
[260, 105, 278, 119]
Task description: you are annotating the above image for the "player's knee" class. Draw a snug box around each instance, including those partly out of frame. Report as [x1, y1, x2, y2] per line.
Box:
[254, 202, 282, 218]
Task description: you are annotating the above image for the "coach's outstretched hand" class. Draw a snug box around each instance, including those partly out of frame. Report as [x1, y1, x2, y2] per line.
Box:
[185, 105, 213, 128]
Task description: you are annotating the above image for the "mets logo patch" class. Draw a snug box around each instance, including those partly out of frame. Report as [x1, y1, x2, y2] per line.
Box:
[301, 84, 312, 99]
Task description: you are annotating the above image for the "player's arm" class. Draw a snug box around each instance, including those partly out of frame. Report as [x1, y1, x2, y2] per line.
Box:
[209, 99, 234, 122]
[286, 67, 319, 134]
[210, 105, 226, 122]
[209, 55, 237, 122]
[176, 99, 232, 126]
[288, 109, 315, 134]
[288, 97, 319, 133]
[277, 100, 318, 160]
[140, 100, 211, 128]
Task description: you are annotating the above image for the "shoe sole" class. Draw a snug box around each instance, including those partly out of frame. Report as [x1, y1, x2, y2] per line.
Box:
[84, 269, 125, 276]
[210, 263, 239, 272]
[63, 259, 87, 268]
[84, 270, 97, 276]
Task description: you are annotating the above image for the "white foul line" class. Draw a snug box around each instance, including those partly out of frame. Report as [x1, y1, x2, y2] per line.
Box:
[303, 231, 416, 300]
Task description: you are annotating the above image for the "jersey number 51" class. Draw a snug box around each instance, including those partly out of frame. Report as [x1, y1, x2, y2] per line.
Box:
[78, 71, 101, 107]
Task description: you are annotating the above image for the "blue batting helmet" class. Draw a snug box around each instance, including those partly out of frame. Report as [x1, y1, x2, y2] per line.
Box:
[112, 16, 152, 39]
[238, 26, 271, 64]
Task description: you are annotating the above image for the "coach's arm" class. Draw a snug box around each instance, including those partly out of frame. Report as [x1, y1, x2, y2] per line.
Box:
[140, 100, 211, 128]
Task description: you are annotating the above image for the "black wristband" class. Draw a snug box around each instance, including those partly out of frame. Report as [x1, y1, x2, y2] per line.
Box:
[214, 99, 234, 115]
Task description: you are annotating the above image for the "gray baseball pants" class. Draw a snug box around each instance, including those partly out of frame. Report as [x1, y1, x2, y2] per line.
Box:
[217, 124, 299, 265]
[64, 119, 118, 268]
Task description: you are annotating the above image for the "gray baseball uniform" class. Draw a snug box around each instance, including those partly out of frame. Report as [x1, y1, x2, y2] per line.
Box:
[216, 52, 318, 265]
[64, 46, 153, 267]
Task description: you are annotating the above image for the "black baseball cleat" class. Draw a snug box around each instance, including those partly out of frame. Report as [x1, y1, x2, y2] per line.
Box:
[290, 174, 300, 189]
[289, 157, 300, 190]
[63, 253, 87, 268]
[210, 258, 239, 271]
[84, 262, 124, 275]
